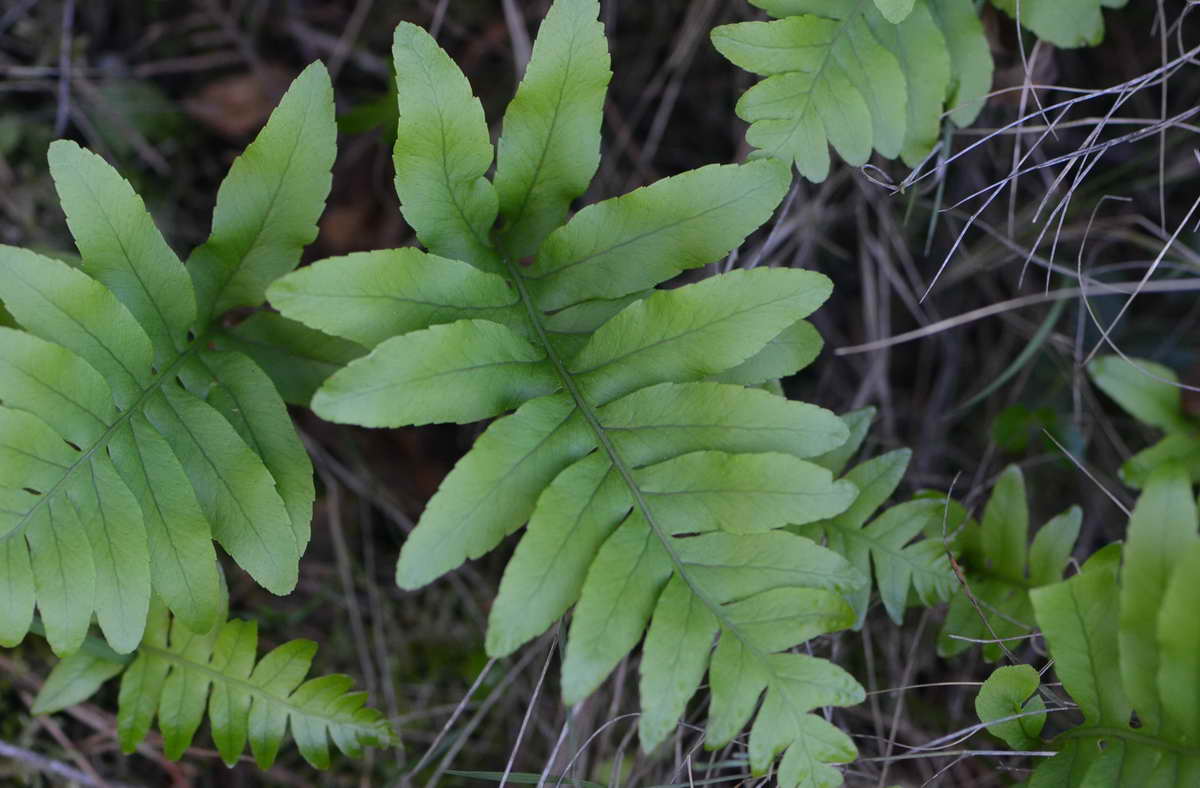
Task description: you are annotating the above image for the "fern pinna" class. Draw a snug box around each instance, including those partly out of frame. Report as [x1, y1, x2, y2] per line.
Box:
[0, 64, 331, 658]
[975, 465, 1200, 785]
[32, 593, 393, 769]
[713, 0, 1130, 182]
[270, 0, 873, 782]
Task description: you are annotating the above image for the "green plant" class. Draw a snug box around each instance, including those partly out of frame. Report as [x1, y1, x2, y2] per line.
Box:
[0, 62, 392, 772]
[31, 594, 392, 769]
[270, 0, 886, 783]
[975, 464, 1200, 784]
[936, 464, 1083, 661]
[793, 408, 961, 627]
[712, 0, 994, 181]
[0, 63, 333, 657]
[713, 0, 1131, 182]
[1089, 354, 1200, 487]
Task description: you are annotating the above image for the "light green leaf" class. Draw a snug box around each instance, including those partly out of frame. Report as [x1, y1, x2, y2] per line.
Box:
[0, 326, 114, 447]
[528, 160, 791, 311]
[313, 319, 560, 427]
[975, 664, 1046, 749]
[268, 248, 521, 349]
[810, 448, 912, 624]
[75, 454, 151, 653]
[1119, 464, 1198, 734]
[0, 537, 34, 646]
[865, 1, 950, 165]
[188, 62, 336, 323]
[775, 715, 856, 788]
[185, 351, 314, 554]
[571, 268, 833, 404]
[720, 0, 990, 179]
[208, 618, 257, 766]
[396, 395, 592, 589]
[863, 497, 959, 623]
[48, 140, 196, 363]
[0, 246, 153, 406]
[1031, 557, 1129, 726]
[982, 465, 1028, 585]
[393, 23, 500, 272]
[108, 415, 221, 635]
[495, 0, 611, 258]
[562, 515, 672, 704]
[637, 576, 719, 750]
[675, 531, 865, 603]
[1120, 434, 1200, 489]
[1156, 540, 1200, 743]
[637, 451, 857, 535]
[713, 16, 881, 181]
[33, 651, 127, 714]
[1028, 506, 1081, 587]
[1089, 355, 1190, 434]
[117, 599, 172, 753]
[144, 385, 299, 595]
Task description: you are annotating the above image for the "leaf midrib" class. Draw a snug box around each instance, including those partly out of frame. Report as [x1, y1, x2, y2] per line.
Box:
[0, 336, 202, 544]
[137, 639, 385, 737]
[502, 254, 773, 664]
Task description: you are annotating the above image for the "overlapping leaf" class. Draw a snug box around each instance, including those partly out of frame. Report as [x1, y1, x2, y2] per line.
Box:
[0, 63, 333, 656]
[712, 0, 992, 181]
[976, 465, 1200, 785]
[796, 414, 959, 627]
[34, 597, 393, 769]
[270, 2, 872, 783]
[938, 465, 1082, 661]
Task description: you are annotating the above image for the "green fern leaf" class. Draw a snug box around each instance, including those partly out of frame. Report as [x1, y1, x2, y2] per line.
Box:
[798, 443, 960, 626]
[1088, 355, 1200, 487]
[974, 664, 1046, 750]
[938, 465, 1082, 660]
[713, 0, 992, 181]
[34, 598, 393, 769]
[271, 2, 871, 782]
[494, 0, 611, 259]
[978, 466, 1200, 784]
[0, 63, 333, 655]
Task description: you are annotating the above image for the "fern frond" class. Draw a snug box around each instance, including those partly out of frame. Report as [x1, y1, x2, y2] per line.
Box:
[0, 63, 334, 656]
[33, 597, 394, 769]
[712, 0, 992, 181]
[798, 437, 960, 627]
[937, 465, 1083, 661]
[977, 465, 1200, 784]
[1089, 355, 1200, 487]
[271, 1, 872, 783]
